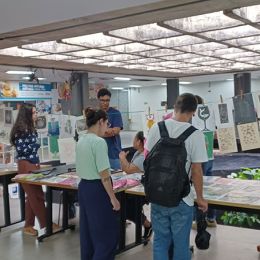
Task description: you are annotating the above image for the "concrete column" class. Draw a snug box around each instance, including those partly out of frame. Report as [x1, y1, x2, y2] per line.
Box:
[166, 78, 179, 109]
[234, 72, 251, 96]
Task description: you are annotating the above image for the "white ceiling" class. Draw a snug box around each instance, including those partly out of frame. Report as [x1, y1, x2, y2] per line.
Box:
[0, 0, 157, 34]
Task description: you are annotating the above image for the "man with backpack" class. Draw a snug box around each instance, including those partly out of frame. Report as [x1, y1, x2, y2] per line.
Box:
[144, 93, 208, 260]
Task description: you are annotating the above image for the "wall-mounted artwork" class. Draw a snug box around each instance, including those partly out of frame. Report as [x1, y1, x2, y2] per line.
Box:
[35, 115, 48, 132]
[192, 104, 215, 131]
[59, 115, 76, 138]
[49, 135, 59, 160]
[36, 100, 51, 114]
[217, 127, 238, 154]
[237, 122, 260, 151]
[48, 116, 60, 136]
[4, 108, 13, 127]
[0, 108, 4, 125]
[76, 116, 87, 133]
[233, 93, 256, 124]
[213, 100, 234, 128]
[89, 83, 104, 100]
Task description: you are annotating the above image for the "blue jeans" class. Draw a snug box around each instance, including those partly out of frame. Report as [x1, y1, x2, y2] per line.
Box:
[202, 160, 216, 220]
[109, 158, 121, 170]
[151, 201, 193, 260]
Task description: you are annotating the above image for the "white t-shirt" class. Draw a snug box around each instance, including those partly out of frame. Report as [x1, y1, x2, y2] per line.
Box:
[145, 119, 208, 206]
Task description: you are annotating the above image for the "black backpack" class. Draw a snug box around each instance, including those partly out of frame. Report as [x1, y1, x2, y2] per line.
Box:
[143, 121, 196, 207]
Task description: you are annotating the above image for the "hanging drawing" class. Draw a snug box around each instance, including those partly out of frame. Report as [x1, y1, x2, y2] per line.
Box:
[233, 93, 256, 124]
[49, 135, 60, 160]
[217, 127, 238, 154]
[192, 104, 215, 131]
[35, 115, 48, 132]
[237, 122, 260, 151]
[59, 115, 76, 138]
[58, 137, 76, 164]
[89, 83, 104, 100]
[0, 108, 4, 125]
[4, 108, 13, 127]
[204, 131, 214, 160]
[76, 116, 87, 133]
[213, 100, 234, 128]
[47, 115, 60, 136]
[36, 100, 51, 114]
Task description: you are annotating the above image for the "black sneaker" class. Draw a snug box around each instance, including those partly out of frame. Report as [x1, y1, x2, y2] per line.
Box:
[143, 225, 153, 240]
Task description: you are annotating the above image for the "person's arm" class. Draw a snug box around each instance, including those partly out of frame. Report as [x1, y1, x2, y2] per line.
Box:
[99, 169, 120, 211]
[119, 151, 142, 174]
[104, 127, 121, 137]
[191, 163, 208, 212]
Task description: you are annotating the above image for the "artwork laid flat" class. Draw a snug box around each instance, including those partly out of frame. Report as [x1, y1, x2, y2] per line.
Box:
[217, 127, 238, 153]
[237, 122, 260, 151]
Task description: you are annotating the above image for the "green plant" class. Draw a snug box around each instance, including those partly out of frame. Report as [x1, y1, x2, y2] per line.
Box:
[220, 212, 260, 227]
[221, 168, 260, 228]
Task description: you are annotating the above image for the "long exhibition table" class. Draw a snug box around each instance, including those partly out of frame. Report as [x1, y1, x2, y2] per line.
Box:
[13, 169, 143, 253]
[0, 164, 51, 231]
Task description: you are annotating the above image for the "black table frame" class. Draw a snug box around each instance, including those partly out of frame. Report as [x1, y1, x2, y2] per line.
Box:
[0, 173, 25, 231]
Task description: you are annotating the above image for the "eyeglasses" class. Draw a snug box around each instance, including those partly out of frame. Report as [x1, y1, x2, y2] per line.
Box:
[107, 122, 111, 128]
[99, 99, 110, 103]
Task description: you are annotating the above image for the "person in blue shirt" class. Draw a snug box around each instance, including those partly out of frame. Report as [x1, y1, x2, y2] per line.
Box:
[97, 88, 123, 170]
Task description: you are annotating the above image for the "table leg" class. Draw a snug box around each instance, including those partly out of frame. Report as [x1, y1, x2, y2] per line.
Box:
[2, 176, 11, 226]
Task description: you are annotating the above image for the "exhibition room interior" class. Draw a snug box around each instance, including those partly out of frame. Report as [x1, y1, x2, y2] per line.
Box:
[0, 1, 260, 260]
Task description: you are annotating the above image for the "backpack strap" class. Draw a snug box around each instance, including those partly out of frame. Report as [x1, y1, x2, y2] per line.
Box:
[158, 121, 169, 138]
[177, 126, 197, 142]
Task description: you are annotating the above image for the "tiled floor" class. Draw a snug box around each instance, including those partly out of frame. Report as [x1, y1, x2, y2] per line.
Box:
[0, 197, 259, 260]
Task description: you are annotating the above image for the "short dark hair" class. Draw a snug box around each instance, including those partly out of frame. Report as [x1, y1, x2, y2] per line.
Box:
[84, 107, 108, 128]
[97, 88, 111, 99]
[195, 95, 204, 105]
[136, 131, 145, 146]
[174, 93, 198, 113]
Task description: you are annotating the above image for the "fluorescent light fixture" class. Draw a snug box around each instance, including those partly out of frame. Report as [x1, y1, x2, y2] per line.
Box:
[114, 77, 131, 81]
[129, 85, 141, 88]
[180, 81, 192, 84]
[111, 87, 124, 90]
[226, 78, 233, 81]
[6, 70, 34, 75]
[161, 83, 167, 85]
[22, 77, 46, 80]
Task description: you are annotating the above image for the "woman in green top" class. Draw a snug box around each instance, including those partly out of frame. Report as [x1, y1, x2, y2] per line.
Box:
[76, 108, 120, 260]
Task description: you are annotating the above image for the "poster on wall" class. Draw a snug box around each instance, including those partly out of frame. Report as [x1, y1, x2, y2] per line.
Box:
[89, 83, 104, 100]
[252, 91, 260, 119]
[4, 108, 13, 127]
[76, 116, 87, 133]
[213, 100, 234, 128]
[0, 81, 17, 98]
[237, 122, 260, 151]
[35, 115, 48, 132]
[217, 127, 238, 154]
[59, 115, 76, 138]
[18, 82, 52, 99]
[36, 100, 51, 114]
[0, 108, 4, 125]
[49, 135, 59, 160]
[233, 93, 256, 124]
[47, 115, 60, 136]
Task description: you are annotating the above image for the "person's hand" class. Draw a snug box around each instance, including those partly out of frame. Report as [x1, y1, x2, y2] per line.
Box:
[196, 198, 208, 212]
[119, 151, 128, 160]
[111, 197, 120, 211]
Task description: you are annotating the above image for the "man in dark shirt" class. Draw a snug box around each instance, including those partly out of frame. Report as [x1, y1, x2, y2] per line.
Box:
[97, 88, 123, 170]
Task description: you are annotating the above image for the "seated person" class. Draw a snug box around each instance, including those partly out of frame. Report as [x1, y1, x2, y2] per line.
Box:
[119, 131, 152, 240]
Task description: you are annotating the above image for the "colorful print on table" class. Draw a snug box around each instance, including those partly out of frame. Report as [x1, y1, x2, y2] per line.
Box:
[237, 122, 260, 151]
[233, 93, 256, 125]
[217, 127, 238, 154]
